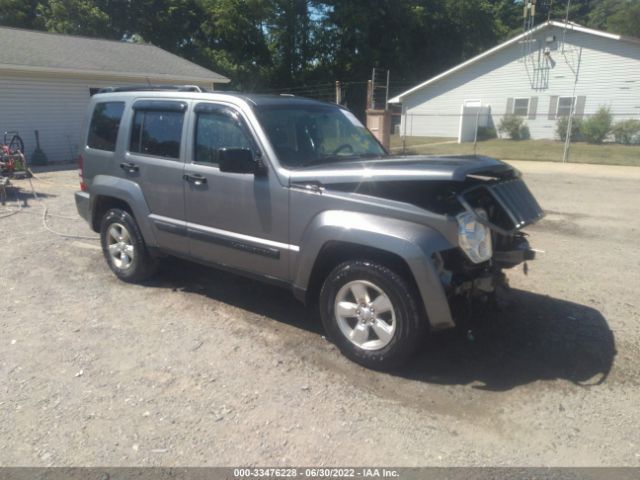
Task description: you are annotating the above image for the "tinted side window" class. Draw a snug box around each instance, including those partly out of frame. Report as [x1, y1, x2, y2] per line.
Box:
[130, 110, 184, 159]
[87, 102, 125, 152]
[195, 112, 252, 165]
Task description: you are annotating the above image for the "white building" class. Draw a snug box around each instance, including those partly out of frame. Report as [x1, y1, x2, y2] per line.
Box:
[0, 27, 229, 162]
[389, 21, 640, 142]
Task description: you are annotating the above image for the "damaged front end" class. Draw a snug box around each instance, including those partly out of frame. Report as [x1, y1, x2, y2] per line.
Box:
[308, 155, 544, 327]
[435, 171, 544, 320]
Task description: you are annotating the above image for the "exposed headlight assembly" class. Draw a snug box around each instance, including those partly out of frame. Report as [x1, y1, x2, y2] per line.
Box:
[456, 209, 492, 264]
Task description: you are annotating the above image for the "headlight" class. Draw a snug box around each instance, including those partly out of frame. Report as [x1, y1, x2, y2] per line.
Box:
[456, 209, 492, 263]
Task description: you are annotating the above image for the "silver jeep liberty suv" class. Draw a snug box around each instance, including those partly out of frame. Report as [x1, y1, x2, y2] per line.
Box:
[75, 86, 544, 369]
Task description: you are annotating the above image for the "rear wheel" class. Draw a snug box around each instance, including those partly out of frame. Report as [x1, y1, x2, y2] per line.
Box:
[100, 208, 158, 282]
[319, 260, 426, 369]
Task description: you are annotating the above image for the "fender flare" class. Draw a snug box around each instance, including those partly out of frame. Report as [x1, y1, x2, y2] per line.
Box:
[89, 175, 158, 247]
[293, 210, 457, 330]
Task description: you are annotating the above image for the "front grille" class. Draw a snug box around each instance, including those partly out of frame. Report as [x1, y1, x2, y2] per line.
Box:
[489, 179, 544, 230]
[457, 178, 544, 234]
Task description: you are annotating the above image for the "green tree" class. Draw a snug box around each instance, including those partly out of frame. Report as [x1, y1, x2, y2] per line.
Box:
[489, 0, 524, 38]
[604, 0, 640, 37]
[544, 0, 592, 25]
[0, 0, 42, 29]
[196, 0, 273, 90]
[128, 0, 203, 52]
[37, 0, 114, 37]
[444, 0, 501, 60]
[267, 0, 315, 85]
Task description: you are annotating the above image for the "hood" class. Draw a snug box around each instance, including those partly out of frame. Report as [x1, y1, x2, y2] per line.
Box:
[287, 155, 518, 185]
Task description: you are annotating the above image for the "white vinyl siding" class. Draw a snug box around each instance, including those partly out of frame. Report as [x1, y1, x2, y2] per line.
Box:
[0, 71, 210, 163]
[399, 25, 640, 140]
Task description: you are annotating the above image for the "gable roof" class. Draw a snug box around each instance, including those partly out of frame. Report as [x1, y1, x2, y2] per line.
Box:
[0, 27, 230, 84]
[389, 20, 640, 103]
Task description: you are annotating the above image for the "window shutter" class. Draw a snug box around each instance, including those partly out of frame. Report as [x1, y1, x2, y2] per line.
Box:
[528, 97, 538, 120]
[575, 96, 587, 119]
[505, 98, 514, 115]
[548, 96, 559, 120]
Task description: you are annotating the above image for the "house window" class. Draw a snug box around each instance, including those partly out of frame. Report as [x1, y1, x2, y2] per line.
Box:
[557, 97, 576, 117]
[513, 98, 530, 116]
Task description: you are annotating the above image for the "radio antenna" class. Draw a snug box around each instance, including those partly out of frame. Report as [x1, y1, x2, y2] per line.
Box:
[560, 0, 572, 52]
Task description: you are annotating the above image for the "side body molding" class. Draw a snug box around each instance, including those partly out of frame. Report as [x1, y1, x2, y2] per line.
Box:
[89, 175, 158, 247]
[292, 210, 457, 330]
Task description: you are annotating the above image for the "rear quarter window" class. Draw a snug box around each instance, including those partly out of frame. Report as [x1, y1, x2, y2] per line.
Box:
[87, 102, 125, 152]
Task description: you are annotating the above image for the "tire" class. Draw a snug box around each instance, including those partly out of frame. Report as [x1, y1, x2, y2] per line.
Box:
[100, 208, 158, 282]
[8, 135, 24, 154]
[319, 260, 426, 370]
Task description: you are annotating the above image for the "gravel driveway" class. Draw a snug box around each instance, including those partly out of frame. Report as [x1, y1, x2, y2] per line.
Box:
[1, 161, 639, 466]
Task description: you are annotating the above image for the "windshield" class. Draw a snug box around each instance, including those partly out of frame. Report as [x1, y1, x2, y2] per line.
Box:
[254, 104, 387, 168]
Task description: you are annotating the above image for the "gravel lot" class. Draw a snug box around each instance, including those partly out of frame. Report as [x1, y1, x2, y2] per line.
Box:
[1, 161, 639, 466]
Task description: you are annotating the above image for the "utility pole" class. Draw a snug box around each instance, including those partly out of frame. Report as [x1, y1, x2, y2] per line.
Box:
[385, 70, 390, 111]
[562, 47, 582, 163]
[335, 81, 342, 105]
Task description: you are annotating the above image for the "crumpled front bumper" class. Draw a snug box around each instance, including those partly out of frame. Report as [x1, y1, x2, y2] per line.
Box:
[436, 234, 535, 301]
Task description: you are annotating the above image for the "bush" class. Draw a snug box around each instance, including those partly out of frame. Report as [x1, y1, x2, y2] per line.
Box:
[476, 126, 497, 141]
[581, 107, 613, 144]
[612, 119, 640, 145]
[498, 115, 529, 140]
[556, 116, 583, 142]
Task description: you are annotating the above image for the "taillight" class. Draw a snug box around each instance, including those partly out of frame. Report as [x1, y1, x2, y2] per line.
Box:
[77, 154, 87, 191]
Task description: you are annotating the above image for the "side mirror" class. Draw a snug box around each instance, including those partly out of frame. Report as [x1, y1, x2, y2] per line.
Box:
[218, 148, 262, 174]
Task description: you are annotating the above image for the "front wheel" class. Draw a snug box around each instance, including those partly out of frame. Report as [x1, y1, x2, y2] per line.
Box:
[100, 208, 158, 282]
[319, 261, 426, 370]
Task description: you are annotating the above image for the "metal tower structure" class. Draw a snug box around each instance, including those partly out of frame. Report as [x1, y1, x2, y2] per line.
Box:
[521, 1, 554, 91]
[369, 68, 390, 110]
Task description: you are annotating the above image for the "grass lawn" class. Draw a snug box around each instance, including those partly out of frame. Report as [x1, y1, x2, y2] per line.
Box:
[389, 135, 640, 167]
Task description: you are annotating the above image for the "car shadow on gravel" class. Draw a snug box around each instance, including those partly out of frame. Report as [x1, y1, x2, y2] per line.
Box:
[401, 289, 616, 391]
[151, 257, 324, 335]
[149, 259, 615, 392]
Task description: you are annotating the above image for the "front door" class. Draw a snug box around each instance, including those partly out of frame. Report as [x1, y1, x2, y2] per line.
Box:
[183, 102, 290, 281]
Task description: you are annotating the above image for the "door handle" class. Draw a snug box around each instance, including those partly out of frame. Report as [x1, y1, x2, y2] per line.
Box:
[183, 173, 207, 186]
[120, 162, 139, 173]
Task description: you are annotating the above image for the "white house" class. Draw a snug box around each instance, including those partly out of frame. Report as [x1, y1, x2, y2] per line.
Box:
[0, 27, 229, 162]
[389, 21, 640, 142]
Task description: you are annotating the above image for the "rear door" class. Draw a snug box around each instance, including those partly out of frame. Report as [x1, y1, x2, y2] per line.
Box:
[183, 102, 291, 281]
[121, 99, 188, 253]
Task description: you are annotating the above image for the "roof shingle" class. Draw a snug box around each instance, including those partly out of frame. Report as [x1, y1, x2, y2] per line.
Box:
[0, 27, 229, 83]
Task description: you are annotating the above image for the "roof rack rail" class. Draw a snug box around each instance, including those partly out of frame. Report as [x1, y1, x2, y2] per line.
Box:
[97, 85, 205, 94]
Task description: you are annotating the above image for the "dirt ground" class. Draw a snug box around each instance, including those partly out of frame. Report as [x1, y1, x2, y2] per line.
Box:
[1, 161, 639, 467]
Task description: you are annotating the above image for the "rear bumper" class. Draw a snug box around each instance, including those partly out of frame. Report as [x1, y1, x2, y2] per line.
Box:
[74, 191, 91, 224]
